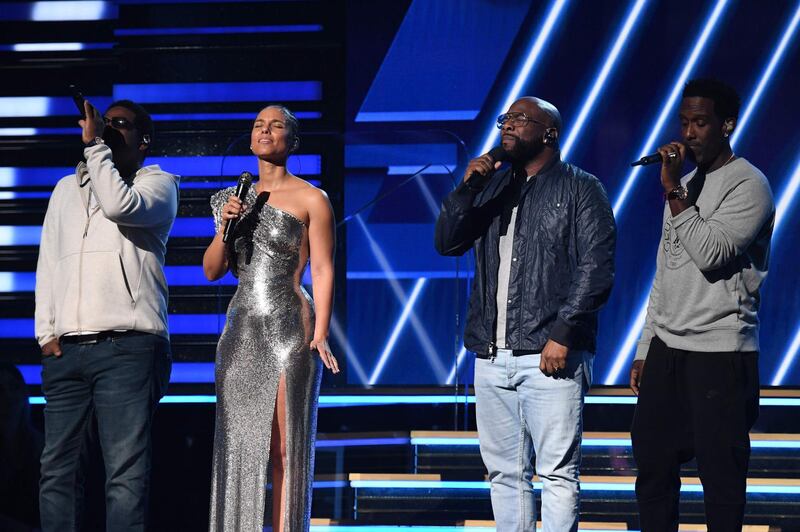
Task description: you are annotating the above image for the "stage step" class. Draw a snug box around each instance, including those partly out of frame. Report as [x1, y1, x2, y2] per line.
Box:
[410, 431, 800, 480]
[344, 473, 800, 529]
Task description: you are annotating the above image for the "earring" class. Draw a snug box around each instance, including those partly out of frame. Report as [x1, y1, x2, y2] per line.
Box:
[249, 145, 253, 150]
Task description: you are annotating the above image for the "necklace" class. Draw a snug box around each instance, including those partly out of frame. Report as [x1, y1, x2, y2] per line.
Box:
[721, 152, 736, 168]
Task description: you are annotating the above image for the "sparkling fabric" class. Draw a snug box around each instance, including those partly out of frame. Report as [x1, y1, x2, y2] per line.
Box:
[208, 186, 322, 531]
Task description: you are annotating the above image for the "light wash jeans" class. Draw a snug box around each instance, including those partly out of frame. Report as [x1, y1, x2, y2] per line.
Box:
[474, 348, 592, 532]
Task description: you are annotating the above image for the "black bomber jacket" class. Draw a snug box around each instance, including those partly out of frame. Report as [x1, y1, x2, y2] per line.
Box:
[434, 156, 616, 356]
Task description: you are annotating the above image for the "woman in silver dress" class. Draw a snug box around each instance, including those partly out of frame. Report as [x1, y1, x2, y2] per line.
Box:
[203, 105, 338, 531]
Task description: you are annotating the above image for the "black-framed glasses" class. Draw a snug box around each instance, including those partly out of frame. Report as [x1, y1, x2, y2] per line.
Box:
[104, 116, 136, 130]
[496, 112, 548, 129]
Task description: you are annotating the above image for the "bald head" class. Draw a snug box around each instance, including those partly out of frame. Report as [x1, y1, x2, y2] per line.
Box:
[516, 96, 563, 132]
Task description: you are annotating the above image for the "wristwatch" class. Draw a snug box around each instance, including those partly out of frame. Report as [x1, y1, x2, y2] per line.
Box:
[85, 136, 105, 148]
[666, 185, 688, 201]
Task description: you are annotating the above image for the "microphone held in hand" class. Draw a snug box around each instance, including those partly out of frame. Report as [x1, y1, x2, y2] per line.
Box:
[222, 171, 254, 243]
[466, 146, 509, 190]
[630, 151, 678, 167]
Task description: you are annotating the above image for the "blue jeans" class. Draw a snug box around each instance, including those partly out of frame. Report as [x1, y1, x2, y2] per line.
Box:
[39, 333, 171, 532]
[474, 349, 592, 532]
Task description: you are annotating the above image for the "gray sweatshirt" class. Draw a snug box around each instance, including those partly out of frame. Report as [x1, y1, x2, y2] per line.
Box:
[635, 157, 774, 359]
[34, 144, 179, 346]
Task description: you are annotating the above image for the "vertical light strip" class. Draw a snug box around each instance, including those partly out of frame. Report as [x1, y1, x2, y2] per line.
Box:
[478, 0, 569, 155]
[561, 0, 648, 159]
[731, 1, 800, 149]
[368, 278, 428, 385]
[773, 325, 800, 386]
[612, 0, 730, 217]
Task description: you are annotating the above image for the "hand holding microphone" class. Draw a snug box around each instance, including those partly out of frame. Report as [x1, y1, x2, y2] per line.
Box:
[656, 141, 686, 194]
[222, 171, 254, 242]
[464, 146, 509, 191]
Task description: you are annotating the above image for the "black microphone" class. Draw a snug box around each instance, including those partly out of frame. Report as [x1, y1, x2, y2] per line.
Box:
[465, 146, 509, 189]
[630, 151, 678, 167]
[222, 171, 253, 243]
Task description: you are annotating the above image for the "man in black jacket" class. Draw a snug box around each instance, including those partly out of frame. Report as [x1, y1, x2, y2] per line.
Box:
[435, 97, 616, 531]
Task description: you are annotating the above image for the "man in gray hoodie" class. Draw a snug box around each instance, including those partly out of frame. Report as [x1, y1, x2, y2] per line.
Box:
[629, 79, 774, 530]
[35, 98, 179, 531]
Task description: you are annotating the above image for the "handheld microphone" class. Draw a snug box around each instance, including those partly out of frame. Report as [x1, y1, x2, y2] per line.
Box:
[630, 151, 678, 167]
[222, 171, 254, 243]
[466, 146, 509, 189]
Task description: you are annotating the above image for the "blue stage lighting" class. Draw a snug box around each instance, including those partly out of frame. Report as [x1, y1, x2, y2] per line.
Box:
[604, 289, 651, 384]
[354, 215, 447, 382]
[612, 0, 730, 218]
[445, 346, 468, 385]
[732, 2, 800, 149]
[479, 0, 569, 155]
[561, 0, 647, 159]
[114, 81, 321, 104]
[368, 277, 428, 384]
[115, 24, 322, 36]
[772, 317, 800, 385]
[774, 154, 800, 237]
[151, 111, 321, 121]
[356, 111, 479, 122]
[31, 1, 115, 21]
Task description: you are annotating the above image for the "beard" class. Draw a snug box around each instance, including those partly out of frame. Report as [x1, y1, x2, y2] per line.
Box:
[505, 136, 544, 163]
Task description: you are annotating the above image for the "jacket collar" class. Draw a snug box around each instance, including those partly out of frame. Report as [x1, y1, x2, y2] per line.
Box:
[512, 151, 562, 180]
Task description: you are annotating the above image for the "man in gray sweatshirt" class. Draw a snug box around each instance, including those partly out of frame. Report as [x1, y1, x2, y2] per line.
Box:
[629, 79, 774, 530]
[35, 99, 179, 531]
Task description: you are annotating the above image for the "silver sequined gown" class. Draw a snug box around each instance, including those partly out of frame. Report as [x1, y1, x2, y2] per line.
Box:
[209, 186, 322, 531]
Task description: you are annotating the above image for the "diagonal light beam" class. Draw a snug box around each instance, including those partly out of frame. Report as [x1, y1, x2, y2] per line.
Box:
[773, 324, 800, 386]
[446, 346, 469, 385]
[612, 0, 730, 218]
[731, 1, 800, 149]
[479, 0, 569, 155]
[368, 277, 427, 385]
[329, 314, 370, 384]
[356, 215, 448, 381]
[770, 152, 800, 385]
[561, 0, 648, 159]
[603, 0, 800, 384]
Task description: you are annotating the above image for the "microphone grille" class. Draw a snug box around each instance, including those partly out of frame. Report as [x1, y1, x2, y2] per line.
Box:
[239, 171, 254, 185]
[488, 146, 509, 163]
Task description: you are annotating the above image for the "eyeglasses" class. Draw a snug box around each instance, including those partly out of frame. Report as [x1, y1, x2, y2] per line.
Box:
[104, 116, 136, 130]
[496, 112, 548, 129]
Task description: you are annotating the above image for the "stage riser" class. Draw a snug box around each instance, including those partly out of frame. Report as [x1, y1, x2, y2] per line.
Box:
[415, 448, 800, 480]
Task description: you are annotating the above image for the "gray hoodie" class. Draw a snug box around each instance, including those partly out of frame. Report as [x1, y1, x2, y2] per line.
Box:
[34, 144, 179, 346]
[636, 157, 774, 359]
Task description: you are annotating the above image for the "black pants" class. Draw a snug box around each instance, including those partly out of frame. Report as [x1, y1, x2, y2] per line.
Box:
[631, 336, 759, 532]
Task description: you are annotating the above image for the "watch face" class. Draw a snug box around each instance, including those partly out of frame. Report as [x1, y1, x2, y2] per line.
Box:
[669, 186, 687, 200]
